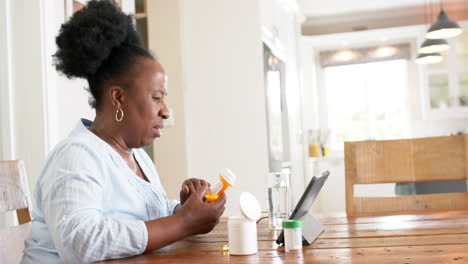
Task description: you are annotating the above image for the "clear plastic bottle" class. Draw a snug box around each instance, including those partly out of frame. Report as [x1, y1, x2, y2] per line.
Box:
[266, 169, 291, 229]
[205, 168, 236, 202]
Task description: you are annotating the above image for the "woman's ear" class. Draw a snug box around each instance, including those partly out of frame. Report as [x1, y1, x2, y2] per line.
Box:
[109, 85, 125, 109]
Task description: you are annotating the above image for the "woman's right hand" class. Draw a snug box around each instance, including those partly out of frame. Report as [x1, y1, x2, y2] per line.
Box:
[178, 185, 226, 236]
[144, 185, 226, 252]
[179, 178, 210, 205]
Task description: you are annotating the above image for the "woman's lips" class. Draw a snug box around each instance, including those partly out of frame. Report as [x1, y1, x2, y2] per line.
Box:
[152, 127, 162, 137]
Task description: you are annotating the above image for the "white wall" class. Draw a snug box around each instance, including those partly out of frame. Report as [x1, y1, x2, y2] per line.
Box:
[0, 0, 15, 228]
[145, 0, 306, 216]
[180, 0, 307, 215]
[0, 0, 15, 161]
[147, 0, 190, 201]
[180, 0, 270, 215]
[259, 0, 308, 208]
[9, 0, 49, 203]
[0, 0, 49, 227]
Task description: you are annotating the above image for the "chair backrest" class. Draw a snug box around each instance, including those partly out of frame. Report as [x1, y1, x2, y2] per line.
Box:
[0, 160, 32, 264]
[344, 135, 468, 216]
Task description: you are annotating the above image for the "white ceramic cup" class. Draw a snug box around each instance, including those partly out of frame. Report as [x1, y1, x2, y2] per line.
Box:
[228, 216, 258, 255]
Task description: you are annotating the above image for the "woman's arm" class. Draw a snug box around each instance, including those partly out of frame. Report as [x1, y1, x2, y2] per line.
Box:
[43, 170, 148, 263]
[41, 146, 147, 263]
[43, 146, 225, 261]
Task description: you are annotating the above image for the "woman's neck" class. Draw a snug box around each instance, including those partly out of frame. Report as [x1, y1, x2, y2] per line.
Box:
[89, 115, 133, 160]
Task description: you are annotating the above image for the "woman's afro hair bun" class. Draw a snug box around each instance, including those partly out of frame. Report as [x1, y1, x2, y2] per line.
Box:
[53, 0, 142, 79]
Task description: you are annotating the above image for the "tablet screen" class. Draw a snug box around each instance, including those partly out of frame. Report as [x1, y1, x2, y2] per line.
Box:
[290, 171, 329, 219]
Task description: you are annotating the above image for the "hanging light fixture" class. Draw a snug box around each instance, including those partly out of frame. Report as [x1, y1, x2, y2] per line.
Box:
[415, 52, 443, 64]
[419, 38, 449, 53]
[415, 0, 449, 64]
[426, 0, 462, 39]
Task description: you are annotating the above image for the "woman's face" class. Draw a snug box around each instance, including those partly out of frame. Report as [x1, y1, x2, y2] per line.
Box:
[121, 58, 169, 148]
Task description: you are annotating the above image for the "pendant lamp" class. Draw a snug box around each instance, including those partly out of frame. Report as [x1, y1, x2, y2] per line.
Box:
[415, 52, 443, 64]
[418, 38, 449, 53]
[426, 10, 462, 39]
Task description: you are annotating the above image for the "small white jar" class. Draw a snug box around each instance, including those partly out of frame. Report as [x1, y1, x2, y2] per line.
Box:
[282, 220, 303, 252]
[228, 192, 261, 255]
[228, 216, 257, 255]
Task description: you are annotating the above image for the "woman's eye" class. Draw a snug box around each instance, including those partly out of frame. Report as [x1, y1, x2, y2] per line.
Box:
[153, 97, 161, 101]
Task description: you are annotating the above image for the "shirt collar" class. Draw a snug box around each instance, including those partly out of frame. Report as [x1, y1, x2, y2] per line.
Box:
[73, 118, 127, 168]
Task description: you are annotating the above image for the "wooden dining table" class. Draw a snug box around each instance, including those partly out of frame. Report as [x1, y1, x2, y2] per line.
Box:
[99, 209, 468, 263]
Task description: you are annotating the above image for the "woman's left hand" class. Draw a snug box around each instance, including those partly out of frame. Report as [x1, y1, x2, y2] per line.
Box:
[179, 178, 210, 205]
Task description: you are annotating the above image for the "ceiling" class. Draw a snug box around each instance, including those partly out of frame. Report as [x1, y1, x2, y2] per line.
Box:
[299, 0, 468, 36]
[298, 0, 436, 16]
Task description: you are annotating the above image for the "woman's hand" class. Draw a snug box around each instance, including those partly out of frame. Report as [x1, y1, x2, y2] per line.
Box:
[179, 178, 210, 205]
[179, 185, 226, 236]
[144, 184, 225, 252]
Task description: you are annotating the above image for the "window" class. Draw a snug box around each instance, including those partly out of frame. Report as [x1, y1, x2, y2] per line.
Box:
[263, 44, 290, 172]
[322, 59, 409, 150]
[426, 30, 468, 110]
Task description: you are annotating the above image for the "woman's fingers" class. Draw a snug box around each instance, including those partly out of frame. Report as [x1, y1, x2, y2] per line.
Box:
[214, 193, 226, 205]
[200, 179, 210, 188]
[183, 178, 211, 193]
[182, 184, 189, 194]
[179, 184, 226, 236]
[195, 185, 209, 198]
[187, 181, 196, 194]
[181, 178, 216, 207]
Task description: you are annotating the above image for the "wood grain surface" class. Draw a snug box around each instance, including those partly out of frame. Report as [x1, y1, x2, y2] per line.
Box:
[98, 210, 468, 263]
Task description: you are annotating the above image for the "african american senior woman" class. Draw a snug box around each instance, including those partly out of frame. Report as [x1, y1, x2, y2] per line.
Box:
[21, 1, 226, 263]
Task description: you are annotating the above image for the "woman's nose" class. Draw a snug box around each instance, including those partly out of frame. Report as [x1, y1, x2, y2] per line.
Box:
[159, 103, 170, 119]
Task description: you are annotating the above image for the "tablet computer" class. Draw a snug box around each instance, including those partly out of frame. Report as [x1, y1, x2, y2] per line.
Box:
[275, 170, 329, 245]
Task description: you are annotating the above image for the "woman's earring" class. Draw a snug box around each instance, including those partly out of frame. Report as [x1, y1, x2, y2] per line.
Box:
[115, 108, 124, 122]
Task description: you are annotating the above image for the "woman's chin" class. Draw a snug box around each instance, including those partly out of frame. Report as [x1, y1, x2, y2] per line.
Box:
[138, 138, 156, 148]
[148, 139, 157, 145]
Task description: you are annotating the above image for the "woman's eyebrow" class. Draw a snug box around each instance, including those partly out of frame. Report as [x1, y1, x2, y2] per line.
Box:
[153, 89, 168, 96]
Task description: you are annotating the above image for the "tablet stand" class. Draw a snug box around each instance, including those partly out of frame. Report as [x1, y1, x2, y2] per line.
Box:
[299, 212, 324, 245]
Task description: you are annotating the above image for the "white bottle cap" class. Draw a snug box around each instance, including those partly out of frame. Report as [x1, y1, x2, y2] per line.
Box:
[220, 168, 236, 185]
[239, 192, 261, 221]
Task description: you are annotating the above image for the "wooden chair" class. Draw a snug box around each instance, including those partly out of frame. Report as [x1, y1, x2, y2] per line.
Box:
[0, 160, 32, 263]
[345, 135, 468, 216]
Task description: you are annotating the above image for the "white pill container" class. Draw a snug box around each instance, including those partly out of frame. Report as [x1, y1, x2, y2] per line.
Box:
[282, 220, 303, 252]
[228, 192, 261, 255]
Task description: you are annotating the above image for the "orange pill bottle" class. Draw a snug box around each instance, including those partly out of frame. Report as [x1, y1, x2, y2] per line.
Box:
[205, 169, 236, 202]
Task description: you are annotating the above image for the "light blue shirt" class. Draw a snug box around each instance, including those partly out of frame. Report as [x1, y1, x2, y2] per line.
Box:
[22, 119, 179, 263]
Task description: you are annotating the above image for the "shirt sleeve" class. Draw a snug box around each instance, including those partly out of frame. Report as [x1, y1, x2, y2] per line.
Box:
[41, 143, 148, 263]
[167, 199, 180, 215]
